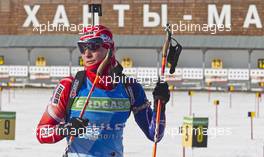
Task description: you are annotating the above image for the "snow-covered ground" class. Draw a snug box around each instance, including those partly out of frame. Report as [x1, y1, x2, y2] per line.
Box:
[0, 88, 263, 157]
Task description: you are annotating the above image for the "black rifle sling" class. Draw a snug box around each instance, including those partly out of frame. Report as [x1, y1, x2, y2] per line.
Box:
[65, 70, 86, 120]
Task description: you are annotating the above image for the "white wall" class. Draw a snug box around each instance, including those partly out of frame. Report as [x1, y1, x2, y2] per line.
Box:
[116, 49, 158, 67]
[0, 48, 28, 65]
[30, 48, 70, 65]
[177, 49, 203, 68]
[205, 50, 249, 68]
[251, 50, 264, 68]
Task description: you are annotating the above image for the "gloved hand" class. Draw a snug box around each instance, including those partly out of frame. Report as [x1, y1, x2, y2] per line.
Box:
[57, 117, 89, 137]
[152, 81, 170, 112]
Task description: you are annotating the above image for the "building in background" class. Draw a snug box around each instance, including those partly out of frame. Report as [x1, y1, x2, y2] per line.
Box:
[0, 0, 263, 90]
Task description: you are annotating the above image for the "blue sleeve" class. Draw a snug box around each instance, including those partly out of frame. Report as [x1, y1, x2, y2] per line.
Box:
[130, 82, 166, 142]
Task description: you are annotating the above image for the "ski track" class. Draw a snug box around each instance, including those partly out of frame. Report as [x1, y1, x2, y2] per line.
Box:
[0, 88, 263, 157]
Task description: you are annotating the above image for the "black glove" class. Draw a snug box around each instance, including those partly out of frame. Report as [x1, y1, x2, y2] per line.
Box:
[57, 117, 89, 137]
[152, 81, 170, 112]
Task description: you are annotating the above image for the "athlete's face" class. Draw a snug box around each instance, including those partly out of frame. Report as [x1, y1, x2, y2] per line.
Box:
[81, 46, 108, 66]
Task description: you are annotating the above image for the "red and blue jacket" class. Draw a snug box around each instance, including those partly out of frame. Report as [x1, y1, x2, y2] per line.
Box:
[36, 74, 166, 157]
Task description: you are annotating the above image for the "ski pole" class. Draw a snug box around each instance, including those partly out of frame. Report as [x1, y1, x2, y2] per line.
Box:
[152, 24, 171, 157]
[63, 49, 112, 157]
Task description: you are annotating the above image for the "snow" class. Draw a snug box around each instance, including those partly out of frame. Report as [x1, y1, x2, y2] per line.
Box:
[0, 88, 263, 157]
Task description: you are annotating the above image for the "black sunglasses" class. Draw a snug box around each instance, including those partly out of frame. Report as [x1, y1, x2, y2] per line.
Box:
[77, 38, 103, 53]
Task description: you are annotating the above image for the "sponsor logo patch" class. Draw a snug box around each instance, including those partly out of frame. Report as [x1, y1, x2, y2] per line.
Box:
[52, 84, 64, 105]
[71, 97, 131, 112]
[70, 79, 79, 98]
[100, 34, 112, 43]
